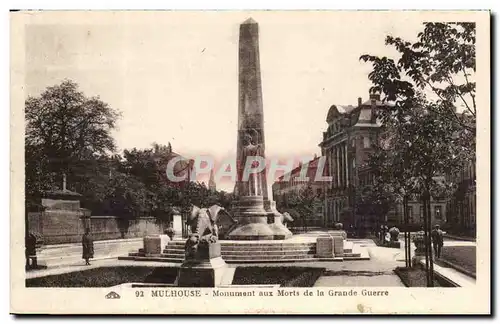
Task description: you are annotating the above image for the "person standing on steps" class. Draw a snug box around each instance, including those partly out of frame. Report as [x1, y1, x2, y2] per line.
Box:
[82, 228, 94, 265]
[431, 224, 444, 259]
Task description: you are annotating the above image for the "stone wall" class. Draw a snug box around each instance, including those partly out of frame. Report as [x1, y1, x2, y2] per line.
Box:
[89, 216, 164, 241]
[28, 210, 87, 244]
[27, 212, 164, 245]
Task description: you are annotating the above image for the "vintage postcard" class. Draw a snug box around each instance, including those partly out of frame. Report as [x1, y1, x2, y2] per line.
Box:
[10, 10, 490, 314]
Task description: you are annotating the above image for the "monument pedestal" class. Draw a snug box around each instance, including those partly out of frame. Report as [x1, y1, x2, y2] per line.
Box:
[177, 242, 229, 287]
[228, 196, 274, 240]
[143, 234, 170, 255]
[228, 196, 293, 240]
[268, 214, 293, 240]
[227, 223, 274, 240]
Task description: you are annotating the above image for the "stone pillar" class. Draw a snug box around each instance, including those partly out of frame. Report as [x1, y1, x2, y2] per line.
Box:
[316, 235, 334, 258]
[336, 145, 340, 188]
[345, 142, 349, 186]
[333, 235, 344, 257]
[339, 145, 344, 187]
[328, 150, 333, 187]
[333, 201, 337, 222]
[143, 234, 170, 255]
[341, 146, 344, 187]
[228, 18, 291, 240]
[172, 214, 183, 240]
[177, 242, 229, 287]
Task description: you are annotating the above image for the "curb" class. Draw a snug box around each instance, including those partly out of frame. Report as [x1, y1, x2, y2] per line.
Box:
[40, 238, 143, 250]
[443, 234, 476, 242]
[393, 268, 410, 287]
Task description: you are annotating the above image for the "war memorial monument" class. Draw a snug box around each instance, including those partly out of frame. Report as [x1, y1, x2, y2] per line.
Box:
[121, 18, 365, 287]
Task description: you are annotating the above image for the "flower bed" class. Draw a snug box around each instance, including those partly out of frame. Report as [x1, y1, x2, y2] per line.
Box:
[394, 267, 453, 287]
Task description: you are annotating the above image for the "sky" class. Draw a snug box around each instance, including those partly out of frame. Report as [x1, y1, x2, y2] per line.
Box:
[24, 11, 426, 191]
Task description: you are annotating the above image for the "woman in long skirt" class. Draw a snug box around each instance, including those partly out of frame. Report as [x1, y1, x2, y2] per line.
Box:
[82, 228, 94, 265]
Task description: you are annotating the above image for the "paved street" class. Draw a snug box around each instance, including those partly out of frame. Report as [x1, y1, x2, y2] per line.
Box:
[313, 239, 405, 287]
[34, 238, 143, 268]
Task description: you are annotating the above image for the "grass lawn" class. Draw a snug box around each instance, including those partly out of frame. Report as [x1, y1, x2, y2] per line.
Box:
[27, 266, 325, 288]
[26, 266, 178, 287]
[441, 246, 476, 275]
[232, 267, 325, 287]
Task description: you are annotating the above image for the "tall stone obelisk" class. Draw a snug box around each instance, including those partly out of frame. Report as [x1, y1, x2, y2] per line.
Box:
[228, 18, 292, 240]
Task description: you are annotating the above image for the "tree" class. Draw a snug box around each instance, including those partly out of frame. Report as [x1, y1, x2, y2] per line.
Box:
[366, 99, 464, 285]
[360, 22, 475, 286]
[356, 182, 394, 232]
[25, 80, 121, 202]
[360, 22, 476, 157]
[278, 185, 316, 231]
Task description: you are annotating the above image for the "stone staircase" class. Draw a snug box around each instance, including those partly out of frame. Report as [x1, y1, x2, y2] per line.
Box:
[122, 238, 365, 263]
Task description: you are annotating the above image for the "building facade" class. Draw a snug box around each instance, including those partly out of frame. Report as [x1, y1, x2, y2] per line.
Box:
[445, 159, 476, 235]
[319, 93, 387, 229]
[318, 92, 452, 232]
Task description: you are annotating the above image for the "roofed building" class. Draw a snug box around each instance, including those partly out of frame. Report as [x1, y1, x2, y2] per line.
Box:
[319, 93, 388, 229]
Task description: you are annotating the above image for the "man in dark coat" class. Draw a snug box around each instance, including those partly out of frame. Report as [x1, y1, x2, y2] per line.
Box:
[431, 225, 444, 258]
[82, 228, 94, 265]
[25, 233, 37, 269]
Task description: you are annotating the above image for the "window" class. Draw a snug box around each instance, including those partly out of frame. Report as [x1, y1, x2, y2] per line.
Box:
[407, 206, 414, 223]
[420, 206, 424, 223]
[363, 136, 371, 148]
[435, 205, 442, 220]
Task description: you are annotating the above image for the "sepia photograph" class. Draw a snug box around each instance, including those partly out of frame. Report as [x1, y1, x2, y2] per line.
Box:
[10, 10, 490, 314]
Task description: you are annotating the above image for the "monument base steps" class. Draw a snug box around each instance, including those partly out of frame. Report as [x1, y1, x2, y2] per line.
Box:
[121, 238, 368, 263]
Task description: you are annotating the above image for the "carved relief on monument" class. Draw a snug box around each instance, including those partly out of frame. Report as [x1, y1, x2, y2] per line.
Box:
[237, 128, 265, 197]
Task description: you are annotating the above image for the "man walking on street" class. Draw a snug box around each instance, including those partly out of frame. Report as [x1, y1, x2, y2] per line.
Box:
[431, 225, 444, 259]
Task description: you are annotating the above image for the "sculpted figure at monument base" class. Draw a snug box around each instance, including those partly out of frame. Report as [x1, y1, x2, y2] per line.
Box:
[178, 204, 229, 287]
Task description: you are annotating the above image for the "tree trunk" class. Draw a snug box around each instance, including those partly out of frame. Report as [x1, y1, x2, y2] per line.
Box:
[422, 195, 431, 286]
[403, 195, 409, 267]
[403, 195, 411, 268]
[423, 188, 434, 287]
[427, 191, 435, 286]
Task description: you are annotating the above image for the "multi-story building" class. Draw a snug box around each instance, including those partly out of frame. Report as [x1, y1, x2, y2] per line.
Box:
[319, 93, 386, 229]
[392, 189, 448, 229]
[318, 92, 452, 232]
[445, 159, 476, 235]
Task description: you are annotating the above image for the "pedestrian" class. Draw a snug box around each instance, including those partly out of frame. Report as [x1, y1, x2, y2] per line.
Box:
[25, 232, 37, 269]
[431, 225, 444, 258]
[82, 228, 94, 265]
